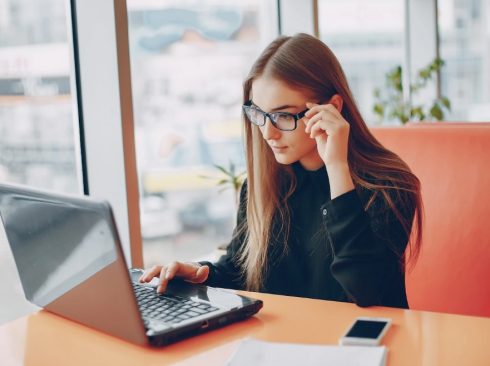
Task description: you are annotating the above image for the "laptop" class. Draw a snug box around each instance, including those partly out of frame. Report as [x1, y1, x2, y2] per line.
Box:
[0, 183, 262, 347]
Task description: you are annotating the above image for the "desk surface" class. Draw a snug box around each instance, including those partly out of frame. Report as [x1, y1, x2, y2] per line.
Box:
[1, 291, 489, 366]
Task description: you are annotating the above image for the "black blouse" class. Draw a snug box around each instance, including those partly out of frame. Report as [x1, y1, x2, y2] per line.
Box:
[200, 162, 413, 308]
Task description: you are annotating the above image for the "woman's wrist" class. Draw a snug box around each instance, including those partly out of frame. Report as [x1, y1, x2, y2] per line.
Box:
[325, 161, 349, 172]
[326, 163, 355, 199]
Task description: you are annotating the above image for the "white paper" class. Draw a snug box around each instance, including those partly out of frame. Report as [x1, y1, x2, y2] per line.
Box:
[226, 339, 386, 366]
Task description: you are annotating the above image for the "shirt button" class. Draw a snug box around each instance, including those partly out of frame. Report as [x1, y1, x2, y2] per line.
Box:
[322, 208, 328, 216]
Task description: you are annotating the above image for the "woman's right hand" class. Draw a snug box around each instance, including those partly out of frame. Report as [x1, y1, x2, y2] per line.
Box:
[139, 262, 210, 294]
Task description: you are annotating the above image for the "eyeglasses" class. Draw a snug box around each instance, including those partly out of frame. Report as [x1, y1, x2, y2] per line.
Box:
[242, 100, 308, 131]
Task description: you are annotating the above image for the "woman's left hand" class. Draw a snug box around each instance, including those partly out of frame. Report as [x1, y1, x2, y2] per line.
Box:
[303, 102, 350, 168]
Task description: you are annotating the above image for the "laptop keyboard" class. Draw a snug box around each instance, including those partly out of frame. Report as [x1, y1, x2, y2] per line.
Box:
[132, 282, 219, 325]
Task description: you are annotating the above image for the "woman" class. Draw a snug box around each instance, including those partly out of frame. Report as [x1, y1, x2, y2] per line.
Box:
[140, 33, 423, 308]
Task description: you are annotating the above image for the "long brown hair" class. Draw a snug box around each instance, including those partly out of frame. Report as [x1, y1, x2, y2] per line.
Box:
[238, 33, 423, 291]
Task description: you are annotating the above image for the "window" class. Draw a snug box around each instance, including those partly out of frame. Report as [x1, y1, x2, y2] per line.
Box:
[438, 0, 490, 121]
[317, 0, 404, 124]
[0, 0, 80, 192]
[0, 0, 80, 324]
[126, 0, 270, 266]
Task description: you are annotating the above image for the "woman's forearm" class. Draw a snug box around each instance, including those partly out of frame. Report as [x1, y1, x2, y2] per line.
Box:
[326, 163, 355, 199]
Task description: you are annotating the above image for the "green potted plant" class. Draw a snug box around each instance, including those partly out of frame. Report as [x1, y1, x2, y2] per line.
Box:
[210, 161, 246, 208]
[200, 161, 246, 252]
[373, 58, 451, 124]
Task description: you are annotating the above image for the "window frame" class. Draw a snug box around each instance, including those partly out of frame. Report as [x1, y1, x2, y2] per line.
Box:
[70, 0, 142, 267]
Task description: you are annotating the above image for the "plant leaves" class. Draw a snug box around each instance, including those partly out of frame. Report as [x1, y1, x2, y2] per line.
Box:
[440, 96, 451, 110]
[387, 66, 403, 92]
[216, 179, 230, 186]
[433, 58, 444, 69]
[373, 103, 384, 117]
[430, 103, 444, 120]
[410, 106, 424, 120]
[419, 69, 431, 80]
[371, 57, 451, 124]
[213, 164, 232, 177]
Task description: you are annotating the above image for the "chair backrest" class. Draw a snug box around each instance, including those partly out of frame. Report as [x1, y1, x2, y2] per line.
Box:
[371, 123, 490, 317]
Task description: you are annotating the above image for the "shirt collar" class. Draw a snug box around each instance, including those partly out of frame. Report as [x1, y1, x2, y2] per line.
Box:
[292, 161, 330, 194]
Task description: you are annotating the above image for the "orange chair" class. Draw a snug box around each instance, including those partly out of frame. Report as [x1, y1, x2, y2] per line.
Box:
[371, 123, 490, 317]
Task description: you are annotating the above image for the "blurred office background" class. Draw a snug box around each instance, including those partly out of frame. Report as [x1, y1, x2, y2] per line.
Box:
[0, 0, 489, 323]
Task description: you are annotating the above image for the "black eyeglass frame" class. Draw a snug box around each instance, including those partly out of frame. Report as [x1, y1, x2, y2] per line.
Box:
[242, 100, 309, 131]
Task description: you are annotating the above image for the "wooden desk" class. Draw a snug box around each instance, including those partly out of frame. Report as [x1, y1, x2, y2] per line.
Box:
[1, 292, 489, 366]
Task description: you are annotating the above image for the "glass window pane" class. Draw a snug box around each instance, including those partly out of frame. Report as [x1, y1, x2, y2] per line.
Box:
[0, 0, 81, 324]
[0, 0, 80, 193]
[438, 0, 490, 121]
[127, 0, 268, 266]
[318, 0, 404, 124]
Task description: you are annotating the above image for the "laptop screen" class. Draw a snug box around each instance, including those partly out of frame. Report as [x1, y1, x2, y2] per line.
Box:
[0, 187, 117, 306]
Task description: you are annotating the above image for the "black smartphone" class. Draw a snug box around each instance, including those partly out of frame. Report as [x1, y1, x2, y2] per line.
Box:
[339, 317, 391, 346]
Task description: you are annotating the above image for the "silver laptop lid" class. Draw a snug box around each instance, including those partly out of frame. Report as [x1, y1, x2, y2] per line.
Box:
[0, 183, 147, 345]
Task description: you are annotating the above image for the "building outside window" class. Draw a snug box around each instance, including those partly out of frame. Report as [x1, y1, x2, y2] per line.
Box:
[126, 0, 271, 266]
[317, 0, 404, 125]
[0, 0, 80, 324]
[0, 0, 80, 192]
[438, 0, 490, 121]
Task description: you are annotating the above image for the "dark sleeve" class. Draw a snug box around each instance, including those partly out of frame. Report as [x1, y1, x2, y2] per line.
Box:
[198, 181, 248, 290]
[323, 188, 413, 308]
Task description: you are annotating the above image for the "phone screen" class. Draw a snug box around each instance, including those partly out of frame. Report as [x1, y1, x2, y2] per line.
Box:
[345, 320, 388, 339]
